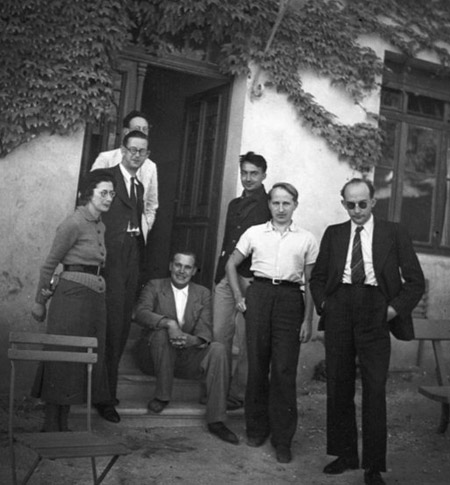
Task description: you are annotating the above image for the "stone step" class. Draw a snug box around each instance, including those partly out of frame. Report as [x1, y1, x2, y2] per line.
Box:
[71, 401, 243, 428]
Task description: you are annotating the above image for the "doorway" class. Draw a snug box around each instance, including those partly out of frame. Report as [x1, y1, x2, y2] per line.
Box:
[141, 65, 230, 288]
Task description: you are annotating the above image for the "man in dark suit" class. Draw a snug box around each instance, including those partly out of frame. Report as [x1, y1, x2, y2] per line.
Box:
[134, 250, 239, 445]
[310, 178, 425, 485]
[93, 130, 147, 422]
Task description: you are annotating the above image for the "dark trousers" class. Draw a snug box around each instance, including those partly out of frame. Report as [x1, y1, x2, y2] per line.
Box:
[104, 235, 141, 400]
[135, 331, 228, 423]
[244, 281, 304, 447]
[325, 284, 391, 472]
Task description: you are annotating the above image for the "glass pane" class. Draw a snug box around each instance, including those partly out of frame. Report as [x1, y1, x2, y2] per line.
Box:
[407, 92, 444, 120]
[379, 119, 397, 168]
[380, 87, 402, 110]
[440, 143, 450, 248]
[405, 125, 438, 174]
[373, 168, 392, 220]
[400, 172, 434, 244]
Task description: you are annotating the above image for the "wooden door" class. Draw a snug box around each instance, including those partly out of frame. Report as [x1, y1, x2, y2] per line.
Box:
[171, 84, 230, 288]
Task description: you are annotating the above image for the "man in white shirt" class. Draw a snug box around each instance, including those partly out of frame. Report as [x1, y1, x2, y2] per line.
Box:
[91, 110, 158, 234]
[226, 183, 318, 464]
[134, 250, 239, 445]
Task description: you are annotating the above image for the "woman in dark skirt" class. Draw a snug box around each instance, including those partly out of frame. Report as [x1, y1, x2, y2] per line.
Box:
[31, 170, 117, 431]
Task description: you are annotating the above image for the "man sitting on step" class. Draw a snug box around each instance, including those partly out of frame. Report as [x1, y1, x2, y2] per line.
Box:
[134, 249, 239, 445]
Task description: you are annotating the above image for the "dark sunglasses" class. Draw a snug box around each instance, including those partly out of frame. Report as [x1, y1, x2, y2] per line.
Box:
[345, 201, 368, 210]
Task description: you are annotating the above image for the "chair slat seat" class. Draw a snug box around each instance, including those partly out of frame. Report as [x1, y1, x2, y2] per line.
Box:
[9, 332, 129, 485]
[418, 386, 450, 404]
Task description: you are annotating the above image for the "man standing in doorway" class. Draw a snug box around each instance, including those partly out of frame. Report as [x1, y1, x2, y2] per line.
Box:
[94, 130, 148, 423]
[91, 110, 158, 235]
[310, 178, 425, 485]
[213, 152, 271, 410]
[226, 183, 318, 464]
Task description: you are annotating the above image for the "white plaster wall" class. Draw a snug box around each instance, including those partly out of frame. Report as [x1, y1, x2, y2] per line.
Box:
[234, 41, 450, 379]
[0, 130, 84, 392]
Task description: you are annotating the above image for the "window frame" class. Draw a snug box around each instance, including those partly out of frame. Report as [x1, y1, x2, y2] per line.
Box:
[377, 52, 450, 256]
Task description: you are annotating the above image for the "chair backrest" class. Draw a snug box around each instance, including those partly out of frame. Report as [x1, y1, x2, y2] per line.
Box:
[8, 332, 98, 440]
[413, 319, 450, 341]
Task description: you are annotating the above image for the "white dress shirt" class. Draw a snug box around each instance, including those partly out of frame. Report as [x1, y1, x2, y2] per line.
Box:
[171, 284, 189, 327]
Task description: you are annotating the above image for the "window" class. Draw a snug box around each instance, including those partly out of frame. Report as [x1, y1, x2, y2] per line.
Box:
[374, 53, 450, 254]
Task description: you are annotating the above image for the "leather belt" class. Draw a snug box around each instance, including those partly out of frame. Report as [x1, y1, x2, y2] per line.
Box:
[63, 264, 103, 276]
[254, 276, 300, 287]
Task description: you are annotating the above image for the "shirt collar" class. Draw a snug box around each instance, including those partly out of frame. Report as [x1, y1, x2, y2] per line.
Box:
[351, 214, 374, 232]
[240, 185, 267, 200]
[119, 163, 139, 184]
[263, 220, 299, 232]
[171, 283, 189, 297]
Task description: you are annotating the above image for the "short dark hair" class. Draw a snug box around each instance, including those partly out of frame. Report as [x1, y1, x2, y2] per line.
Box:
[78, 170, 116, 205]
[268, 182, 299, 202]
[340, 178, 375, 199]
[170, 249, 198, 267]
[122, 130, 148, 147]
[239, 151, 267, 173]
[122, 110, 150, 129]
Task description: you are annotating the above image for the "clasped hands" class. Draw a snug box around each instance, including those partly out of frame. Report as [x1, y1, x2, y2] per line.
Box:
[167, 322, 197, 349]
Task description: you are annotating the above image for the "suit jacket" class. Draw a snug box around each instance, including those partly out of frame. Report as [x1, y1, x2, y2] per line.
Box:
[309, 218, 425, 341]
[94, 165, 145, 252]
[135, 278, 212, 343]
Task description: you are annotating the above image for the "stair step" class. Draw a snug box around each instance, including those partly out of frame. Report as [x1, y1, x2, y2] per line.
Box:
[71, 402, 243, 428]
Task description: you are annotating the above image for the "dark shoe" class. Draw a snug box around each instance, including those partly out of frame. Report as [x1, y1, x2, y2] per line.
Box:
[96, 404, 120, 423]
[275, 445, 292, 464]
[147, 398, 169, 414]
[207, 422, 239, 445]
[246, 434, 269, 447]
[226, 399, 243, 411]
[364, 470, 385, 485]
[323, 456, 359, 475]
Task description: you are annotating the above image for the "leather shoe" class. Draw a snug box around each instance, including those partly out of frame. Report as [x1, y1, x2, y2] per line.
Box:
[96, 404, 120, 423]
[275, 445, 292, 464]
[226, 399, 243, 411]
[147, 398, 169, 414]
[207, 422, 239, 444]
[246, 434, 269, 447]
[323, 456, 359, 474]
[364, 470, 385, 485]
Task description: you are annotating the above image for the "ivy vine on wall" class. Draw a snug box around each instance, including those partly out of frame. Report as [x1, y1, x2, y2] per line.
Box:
[2, 0, 450, 172]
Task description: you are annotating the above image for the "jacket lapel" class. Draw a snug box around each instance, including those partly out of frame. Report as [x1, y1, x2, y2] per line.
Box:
[113, 165, 133, 209]
[335, 221, 351, 278]
[372, 218, 393, 276]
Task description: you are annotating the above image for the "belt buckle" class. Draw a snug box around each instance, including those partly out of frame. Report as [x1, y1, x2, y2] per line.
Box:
[272, 278, 281, 285]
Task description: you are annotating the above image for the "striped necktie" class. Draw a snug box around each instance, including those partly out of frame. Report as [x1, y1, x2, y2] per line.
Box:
[351, 226, 365, 284]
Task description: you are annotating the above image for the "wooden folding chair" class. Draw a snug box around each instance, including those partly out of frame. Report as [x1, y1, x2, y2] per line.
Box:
[8, 332, 130, 484]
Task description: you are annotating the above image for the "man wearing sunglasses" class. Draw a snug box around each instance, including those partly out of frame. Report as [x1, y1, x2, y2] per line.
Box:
[92, 130, 148, 423]
[310, 178, 425, 485]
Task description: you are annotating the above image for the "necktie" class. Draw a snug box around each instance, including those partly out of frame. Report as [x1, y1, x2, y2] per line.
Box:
[351, 226, 365, 284]
[130, 177, 139, 228]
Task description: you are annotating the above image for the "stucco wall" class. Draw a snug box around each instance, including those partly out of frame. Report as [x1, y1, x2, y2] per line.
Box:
[0, 130, 85, 393]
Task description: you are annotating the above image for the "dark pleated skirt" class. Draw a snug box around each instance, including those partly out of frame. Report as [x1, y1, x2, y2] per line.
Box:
[32, 278, 111, 405]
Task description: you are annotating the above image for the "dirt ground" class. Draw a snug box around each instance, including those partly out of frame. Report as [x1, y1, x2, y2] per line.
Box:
[1, 370, 449, 485]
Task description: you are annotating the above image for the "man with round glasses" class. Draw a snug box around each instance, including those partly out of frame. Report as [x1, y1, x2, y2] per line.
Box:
[310, 178, 425, 485]
[92, 110, 158, 235]
[93, 130, 148, 423]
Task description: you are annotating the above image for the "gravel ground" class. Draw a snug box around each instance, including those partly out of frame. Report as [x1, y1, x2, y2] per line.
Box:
[1, 371, 449, 485]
